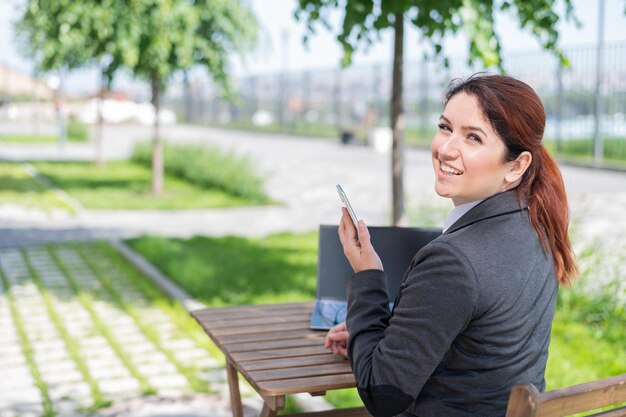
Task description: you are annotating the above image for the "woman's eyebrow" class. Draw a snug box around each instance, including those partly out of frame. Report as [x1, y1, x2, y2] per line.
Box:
[439, 115, 486, 136]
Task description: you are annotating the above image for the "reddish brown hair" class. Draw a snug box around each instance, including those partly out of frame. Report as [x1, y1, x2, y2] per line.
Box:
[445, 73, 578, 285]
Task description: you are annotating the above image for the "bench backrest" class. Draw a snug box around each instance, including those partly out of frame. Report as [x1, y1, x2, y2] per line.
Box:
[505, 373, 626, 417]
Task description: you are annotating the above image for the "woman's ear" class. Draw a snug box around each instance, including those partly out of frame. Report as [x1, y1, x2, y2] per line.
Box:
[505, 151, 532, 184]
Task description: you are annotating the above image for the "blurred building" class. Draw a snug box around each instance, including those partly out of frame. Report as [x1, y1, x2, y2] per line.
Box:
[0, 63, 53, 101]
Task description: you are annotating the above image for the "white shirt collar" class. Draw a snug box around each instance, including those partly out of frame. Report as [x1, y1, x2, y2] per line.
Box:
[442, 200, 484, 233]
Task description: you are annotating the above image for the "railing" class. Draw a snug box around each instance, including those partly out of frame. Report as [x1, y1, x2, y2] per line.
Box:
[164, 41, 626, 163]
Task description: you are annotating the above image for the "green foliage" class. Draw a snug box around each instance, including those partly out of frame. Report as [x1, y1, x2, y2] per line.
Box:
[31, 160, 258, 209]
[543, 137, 626, 165]
[0, 163, 74, 213]
[0, 135, 58, 143]
[126, 233, 318, 306]
[67, 117, 89, 142]
[131, 142, 270, 202]
[16, 0, 258, 90]
[295, 0, 577, 70]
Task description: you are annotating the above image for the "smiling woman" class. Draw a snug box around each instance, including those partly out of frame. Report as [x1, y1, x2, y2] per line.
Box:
[327, 73, 579, 417]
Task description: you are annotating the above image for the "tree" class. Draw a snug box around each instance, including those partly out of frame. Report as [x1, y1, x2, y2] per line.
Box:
[16, 0, 142, 167]
[17, 0, 258, 194]
[296, 0, 576, 225]
[128, 0, 258, 195]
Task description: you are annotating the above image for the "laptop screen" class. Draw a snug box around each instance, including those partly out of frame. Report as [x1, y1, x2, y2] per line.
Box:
[316, 225, 441, 302]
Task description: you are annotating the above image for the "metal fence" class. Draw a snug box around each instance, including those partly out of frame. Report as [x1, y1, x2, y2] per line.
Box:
[164, 41, 626, 158]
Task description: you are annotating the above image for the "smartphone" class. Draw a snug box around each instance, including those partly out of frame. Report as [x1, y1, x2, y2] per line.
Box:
[336, 184, 359, 228]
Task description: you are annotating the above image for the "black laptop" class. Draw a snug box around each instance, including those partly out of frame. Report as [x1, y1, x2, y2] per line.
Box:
[310, 224, 441, 330]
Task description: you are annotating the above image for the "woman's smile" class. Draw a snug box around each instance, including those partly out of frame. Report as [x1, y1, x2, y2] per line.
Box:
[439, 161, 463, 176]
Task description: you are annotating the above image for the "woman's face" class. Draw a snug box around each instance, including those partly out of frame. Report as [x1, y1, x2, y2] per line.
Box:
[431, 92, 514, 206]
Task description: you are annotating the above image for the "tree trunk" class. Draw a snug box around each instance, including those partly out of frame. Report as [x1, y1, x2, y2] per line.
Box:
[95, 67, 106, 167]
[391, 12, 405, 226]
[151, 72, 163, 195]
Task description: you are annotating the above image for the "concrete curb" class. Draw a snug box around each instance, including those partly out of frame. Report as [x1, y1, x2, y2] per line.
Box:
[109, 238, 336, 413]
[21, 162, 85, 214]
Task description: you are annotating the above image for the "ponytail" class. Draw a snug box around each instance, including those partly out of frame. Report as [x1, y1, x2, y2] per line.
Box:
[520, 146, 578, 285]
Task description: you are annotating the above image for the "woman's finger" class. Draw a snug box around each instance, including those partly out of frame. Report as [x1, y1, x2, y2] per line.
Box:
[338, 208, 356, 242]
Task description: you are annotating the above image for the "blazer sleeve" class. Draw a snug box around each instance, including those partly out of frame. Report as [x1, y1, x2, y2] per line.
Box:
[345, 241, 478, 417]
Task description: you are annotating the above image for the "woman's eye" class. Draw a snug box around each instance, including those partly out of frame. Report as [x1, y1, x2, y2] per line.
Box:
[438, 123, 451, 132]
[468, 134, 482, 143]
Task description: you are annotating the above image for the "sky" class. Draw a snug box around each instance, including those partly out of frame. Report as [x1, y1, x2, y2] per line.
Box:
[1, 0, 625, 95]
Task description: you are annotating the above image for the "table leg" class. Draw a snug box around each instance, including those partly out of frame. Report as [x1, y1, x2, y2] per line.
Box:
[226, 359, 244, 417]
[259, 403, 277, 417]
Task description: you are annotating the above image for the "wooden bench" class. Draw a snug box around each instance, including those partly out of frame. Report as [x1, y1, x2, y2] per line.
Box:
[506, 373, 626, 417]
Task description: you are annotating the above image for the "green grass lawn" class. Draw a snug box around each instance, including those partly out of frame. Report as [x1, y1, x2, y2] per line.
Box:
[0, 134, 58, 143]
[126, 231, 626, 410]
[31, 161, 261, 209]
[0, 163, 75, 212]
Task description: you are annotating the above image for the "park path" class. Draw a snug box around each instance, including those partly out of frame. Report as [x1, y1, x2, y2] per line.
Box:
[1, 122, 625, 248]
[0, 242, 266, 417]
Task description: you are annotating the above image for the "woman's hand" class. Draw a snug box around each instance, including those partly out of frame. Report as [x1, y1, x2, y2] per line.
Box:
[325, 321, 349, 358]
[338, 207, 383, 273]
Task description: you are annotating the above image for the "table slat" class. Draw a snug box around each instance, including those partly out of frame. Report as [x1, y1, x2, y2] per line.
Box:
[208, 321, 310, 337]
[199, 313, 311, 329]
[219, 329, 326, 345]
[225, 335, 324, 353]
[192, 303, 312, 320]
[231, 345, 329, 362]
[248, 362, 352, 382]
[240, 354, 346, 372]
[257, 373, 357, 396]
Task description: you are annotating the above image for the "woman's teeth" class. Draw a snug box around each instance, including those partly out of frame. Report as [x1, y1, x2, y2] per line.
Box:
[441, 163, 462, 175]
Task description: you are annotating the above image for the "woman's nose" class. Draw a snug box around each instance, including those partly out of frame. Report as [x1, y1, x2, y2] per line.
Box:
[437, 135, 460, 160]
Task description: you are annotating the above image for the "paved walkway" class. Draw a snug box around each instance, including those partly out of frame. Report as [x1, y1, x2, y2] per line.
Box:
[2, 122, 625, 247]
[0, 243, 265, 417]
[1, 122, 625, 417]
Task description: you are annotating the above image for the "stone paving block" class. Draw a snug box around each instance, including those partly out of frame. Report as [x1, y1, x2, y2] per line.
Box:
[0, 367, 35, 390]
[0, 387, 42, 404]
[80, 345, 120, 361]
[38, 359, 79, 376]
[88, 364, 133, 380]
[161, 338, 197, 351]
[99, 377, 141, 397]
[197, 369, 227, 384]
[33, 347, 69, 363]
[52, 398, 88, 416]
[47, 381, 91, 403]
[0, 343, 23, 357]
[135, 362, 177, 376]
[123, 341, 156, 355]
[109, 331, 148, 345]
[39, 367, 83, 386]
[183, 356, 221, 370]
[31, 338, 66, 352]
[127, 351, 169, 365]
[0, 353, 27, 369]
[147, 373, 189, 390]
[79, 335, 110, 349]
[0, 397, 44, 417]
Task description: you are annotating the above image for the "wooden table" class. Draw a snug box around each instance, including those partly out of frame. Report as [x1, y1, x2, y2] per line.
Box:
[191, 302, 370, 417]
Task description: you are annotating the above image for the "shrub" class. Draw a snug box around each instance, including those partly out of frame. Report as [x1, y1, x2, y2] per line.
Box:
[131, 142, 269, 202]
[67, 117, 89, 142]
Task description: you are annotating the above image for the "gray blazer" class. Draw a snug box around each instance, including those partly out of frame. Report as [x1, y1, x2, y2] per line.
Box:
[346, 190, 558, 417]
